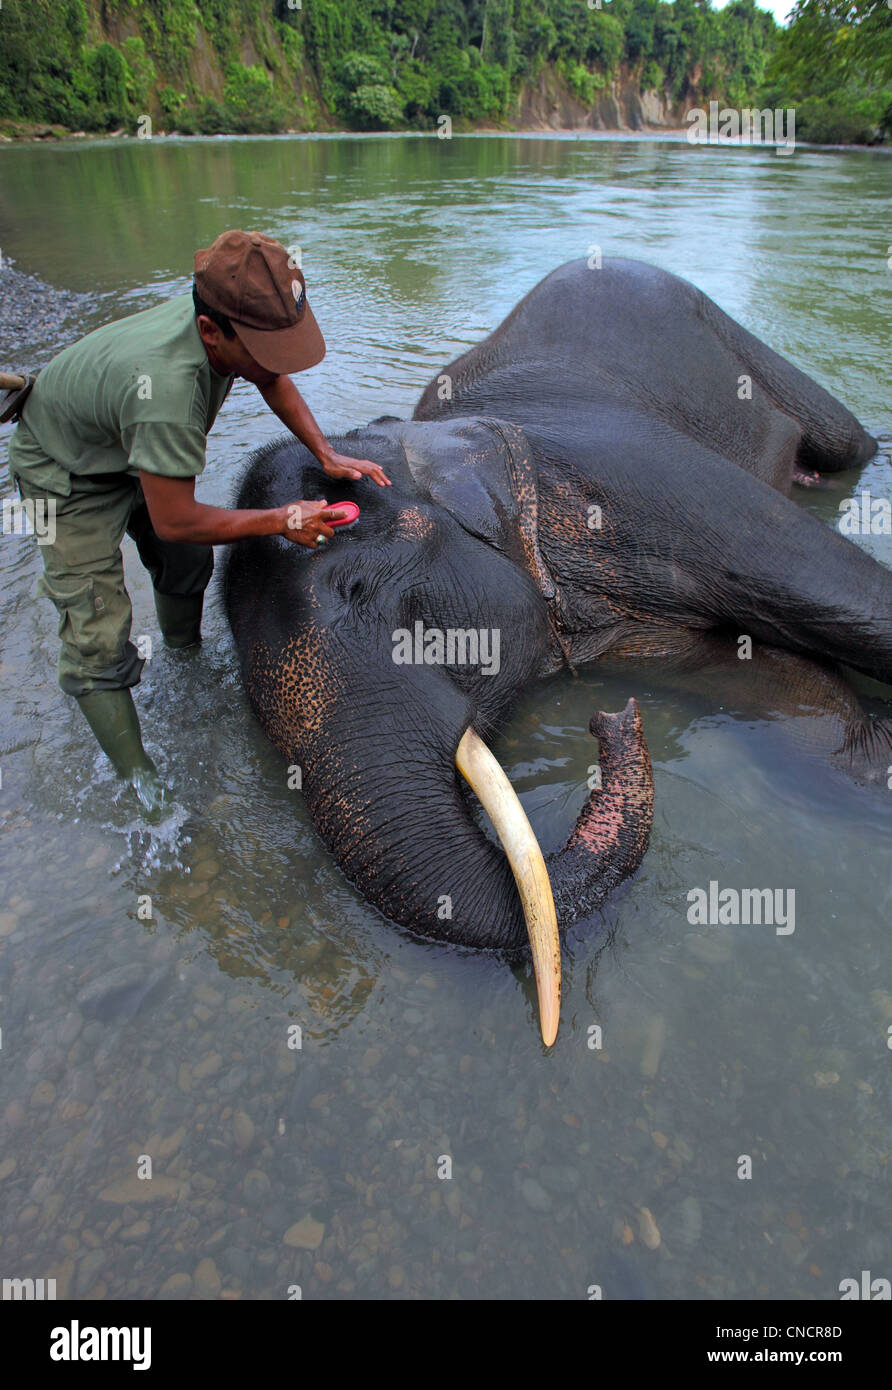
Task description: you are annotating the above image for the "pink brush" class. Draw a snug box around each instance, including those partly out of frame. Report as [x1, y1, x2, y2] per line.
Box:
[328, 501, 360, 528]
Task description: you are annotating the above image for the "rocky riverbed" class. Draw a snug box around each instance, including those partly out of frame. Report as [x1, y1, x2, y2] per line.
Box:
[1, 259, 97, 369]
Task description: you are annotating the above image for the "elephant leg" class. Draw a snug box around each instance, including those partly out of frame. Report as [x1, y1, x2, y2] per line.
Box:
[700, 293, 877, 471]
[539, 413, 892, 687]
[688, 469, 892, 686]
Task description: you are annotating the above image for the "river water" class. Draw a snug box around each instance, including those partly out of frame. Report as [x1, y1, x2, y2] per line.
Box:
[0, 133, 890, 1301]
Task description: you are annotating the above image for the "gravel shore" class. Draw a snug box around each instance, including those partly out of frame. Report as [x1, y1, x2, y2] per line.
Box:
[1, 260, 96, 369]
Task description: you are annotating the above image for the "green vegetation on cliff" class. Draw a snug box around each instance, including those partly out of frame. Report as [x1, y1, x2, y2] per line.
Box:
[0, 0, 778, 135]
[0, 0, 888, 143]
[763, 1, 892, 144]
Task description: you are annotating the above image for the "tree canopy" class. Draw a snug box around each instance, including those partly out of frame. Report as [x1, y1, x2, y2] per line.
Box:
[0, 0, 888, 143]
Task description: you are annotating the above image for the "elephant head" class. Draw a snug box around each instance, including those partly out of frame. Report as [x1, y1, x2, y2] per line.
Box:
[224, 414, 654, 1043]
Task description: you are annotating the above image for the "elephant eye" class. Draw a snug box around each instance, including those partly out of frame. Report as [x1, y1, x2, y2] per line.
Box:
[334, 572, 365, 605]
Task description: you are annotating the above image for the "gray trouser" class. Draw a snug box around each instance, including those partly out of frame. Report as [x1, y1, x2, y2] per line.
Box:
[14, 468, 212, 696]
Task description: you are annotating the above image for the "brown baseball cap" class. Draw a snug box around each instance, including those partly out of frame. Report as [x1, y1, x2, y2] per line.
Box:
[193, 230, 326, 374]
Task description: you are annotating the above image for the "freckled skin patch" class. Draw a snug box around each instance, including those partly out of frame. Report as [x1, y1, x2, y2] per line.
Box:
[393, 507, 436, 543]
[249, 629, 342, 753]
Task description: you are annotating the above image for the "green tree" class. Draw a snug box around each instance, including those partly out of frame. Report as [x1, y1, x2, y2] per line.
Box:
[763, 0, 892, 142]
[223, 62, 285, 133]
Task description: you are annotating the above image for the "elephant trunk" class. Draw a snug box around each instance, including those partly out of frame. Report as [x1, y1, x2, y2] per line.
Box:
[547, 700, 654, 924]
[280, 641, 652, 1039]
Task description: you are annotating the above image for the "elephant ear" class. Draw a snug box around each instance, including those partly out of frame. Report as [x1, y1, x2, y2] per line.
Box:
[399, 416, 557, 601]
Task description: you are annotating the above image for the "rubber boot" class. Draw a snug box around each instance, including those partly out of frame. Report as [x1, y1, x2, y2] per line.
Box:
[154, 591, 204, 649]
[77, 688, 168, 816]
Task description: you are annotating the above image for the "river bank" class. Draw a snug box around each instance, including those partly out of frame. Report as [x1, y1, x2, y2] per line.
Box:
[0, 261, 97, 367]
[0, 118, 690, 144]
[2, 115, 889, 152]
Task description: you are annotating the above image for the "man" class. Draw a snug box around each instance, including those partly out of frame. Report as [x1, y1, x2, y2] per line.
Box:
[5, 229, 390, 814]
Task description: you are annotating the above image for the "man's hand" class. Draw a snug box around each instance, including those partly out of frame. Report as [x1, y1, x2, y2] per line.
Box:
[258, 375, 392, 486]
[280, 499, 342, 548]
[322, 452, 391, 487]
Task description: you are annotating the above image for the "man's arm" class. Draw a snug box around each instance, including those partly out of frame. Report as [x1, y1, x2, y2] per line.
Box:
[138, 472, 340, 548]
[258, 374, 391, 486]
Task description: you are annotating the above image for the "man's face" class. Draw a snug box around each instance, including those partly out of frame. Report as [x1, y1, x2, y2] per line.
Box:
[196, 315, 279, 387]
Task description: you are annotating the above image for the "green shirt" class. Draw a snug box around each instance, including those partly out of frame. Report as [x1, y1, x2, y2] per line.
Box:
[6, 294, 233, 497]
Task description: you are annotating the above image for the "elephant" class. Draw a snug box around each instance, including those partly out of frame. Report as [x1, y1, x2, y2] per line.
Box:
[224, 257, 892, 1044]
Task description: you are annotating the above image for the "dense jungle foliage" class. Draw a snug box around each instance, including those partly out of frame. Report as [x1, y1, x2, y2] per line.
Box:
[0, 0, 888, 143]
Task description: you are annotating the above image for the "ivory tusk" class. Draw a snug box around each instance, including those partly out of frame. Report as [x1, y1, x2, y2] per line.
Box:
[456, 726, 561, 1046]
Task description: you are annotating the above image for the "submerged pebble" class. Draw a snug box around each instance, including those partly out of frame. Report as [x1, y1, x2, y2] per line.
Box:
[193, 1257, 222, 1298]
[520, 1178, 552, 1213]
[76, 964, 170, 1022]
[159, 1273, 193, 1299]
[638, 1208, 661, 1250]
[98, 1176, 182, 1205]
[233, 1112, 255, 1151]
[283, 1217, 325, 1250]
